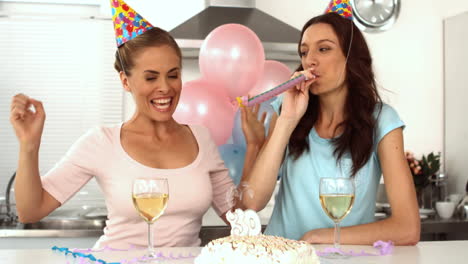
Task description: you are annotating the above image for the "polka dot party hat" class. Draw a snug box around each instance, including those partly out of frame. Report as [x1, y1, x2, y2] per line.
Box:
[325, 0, 353, 20]
[110, 0, 153, 47]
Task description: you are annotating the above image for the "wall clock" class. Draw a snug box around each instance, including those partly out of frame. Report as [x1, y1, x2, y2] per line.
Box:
[351, 0, 401, 33]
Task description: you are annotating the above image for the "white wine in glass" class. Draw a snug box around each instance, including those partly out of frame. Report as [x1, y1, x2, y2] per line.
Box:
[132, 178, 169, 262]
[132, 193, 169, 223]
[319, 177, 355, 259]
[319, 194, 355, 222]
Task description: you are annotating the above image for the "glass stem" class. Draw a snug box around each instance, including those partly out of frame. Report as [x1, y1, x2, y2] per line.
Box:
[148, 222, 155, 256]
[334, 222, 341, 249]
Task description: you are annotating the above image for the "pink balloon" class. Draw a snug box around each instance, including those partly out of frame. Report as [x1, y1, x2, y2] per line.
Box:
[248, 60, 292, 97]
[199, 24, 265, 99]
[174, 78, 236, 146]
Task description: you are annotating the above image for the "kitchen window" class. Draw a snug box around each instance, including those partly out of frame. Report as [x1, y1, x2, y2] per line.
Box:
[0, 2, 121, 209]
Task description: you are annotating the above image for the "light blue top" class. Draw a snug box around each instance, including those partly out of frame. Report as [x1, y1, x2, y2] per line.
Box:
[264, 97, 405, 240]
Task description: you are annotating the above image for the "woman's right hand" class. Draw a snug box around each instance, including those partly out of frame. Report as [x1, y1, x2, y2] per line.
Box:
[10, 94, 46, 150]
[240, 104, 267, 148]
[280, 68, 316, 124]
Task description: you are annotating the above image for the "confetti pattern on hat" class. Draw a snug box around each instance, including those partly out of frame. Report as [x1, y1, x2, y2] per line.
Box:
[111, 0, 153, 47]
[325, 0, 353, 20]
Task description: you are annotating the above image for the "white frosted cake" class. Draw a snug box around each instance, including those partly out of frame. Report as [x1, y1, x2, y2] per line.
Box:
[194, 234, 320, 264]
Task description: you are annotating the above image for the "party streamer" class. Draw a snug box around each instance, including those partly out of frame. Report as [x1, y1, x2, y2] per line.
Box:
[52, 246, 196, 264]
[316, 240, 394, 257]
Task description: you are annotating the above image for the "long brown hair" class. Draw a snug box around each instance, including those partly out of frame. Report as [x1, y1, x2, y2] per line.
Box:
[289, 12, 382, 176]
[113, 27, 182, 75]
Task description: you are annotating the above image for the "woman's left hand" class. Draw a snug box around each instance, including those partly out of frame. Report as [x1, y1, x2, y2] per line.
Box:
[240, 104, 267, 147]
[300, 229, 328, 244]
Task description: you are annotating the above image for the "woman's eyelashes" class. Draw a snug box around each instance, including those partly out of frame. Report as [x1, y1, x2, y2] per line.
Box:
[300, 46, 331, 57]
[319, 46, 331, 52]
[145, 74, 158, 81]
[144, 74, 179, 82]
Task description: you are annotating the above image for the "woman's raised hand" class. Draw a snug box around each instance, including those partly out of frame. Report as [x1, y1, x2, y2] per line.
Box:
[240, 104, 267, 147]
[10, 94, 46, 150]
[280, 68, 316, 125]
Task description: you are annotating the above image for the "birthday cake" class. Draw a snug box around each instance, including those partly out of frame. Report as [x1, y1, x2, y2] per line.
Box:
[196, 205, 320, 263]
[194, 234, 319, 264]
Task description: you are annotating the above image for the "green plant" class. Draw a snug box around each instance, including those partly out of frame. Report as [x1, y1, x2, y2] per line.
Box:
[420, 152, 441, 178]
[405, 151, 441, 190]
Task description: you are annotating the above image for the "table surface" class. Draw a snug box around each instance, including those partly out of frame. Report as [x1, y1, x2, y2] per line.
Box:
[0, 240, 466, 264]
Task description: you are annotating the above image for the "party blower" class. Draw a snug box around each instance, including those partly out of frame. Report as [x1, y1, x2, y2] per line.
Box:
[235, 74, 311, 107]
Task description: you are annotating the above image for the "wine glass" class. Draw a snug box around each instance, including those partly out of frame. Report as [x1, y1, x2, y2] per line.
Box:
[319, 177, 355, 258]
[132, 178, 169, 262]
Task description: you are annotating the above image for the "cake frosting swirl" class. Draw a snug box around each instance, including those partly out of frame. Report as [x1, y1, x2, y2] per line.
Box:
[195, 234, 320, 264]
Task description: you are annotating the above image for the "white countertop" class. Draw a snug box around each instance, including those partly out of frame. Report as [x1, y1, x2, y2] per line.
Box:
[0, 241, 467, 263]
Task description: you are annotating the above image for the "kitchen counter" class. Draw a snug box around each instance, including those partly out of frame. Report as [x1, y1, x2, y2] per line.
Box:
[420, 216, 468, 240]
[1, 215, 468, 240]
[0, 229, 102, 238]
[0, 219, 106, 249]
[199, 216, 468, 245]
[0, 218, 105, 238]
[0, 241, 467, 263]
[2, 201, 468, 247]
[421, 216, 468, 233]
